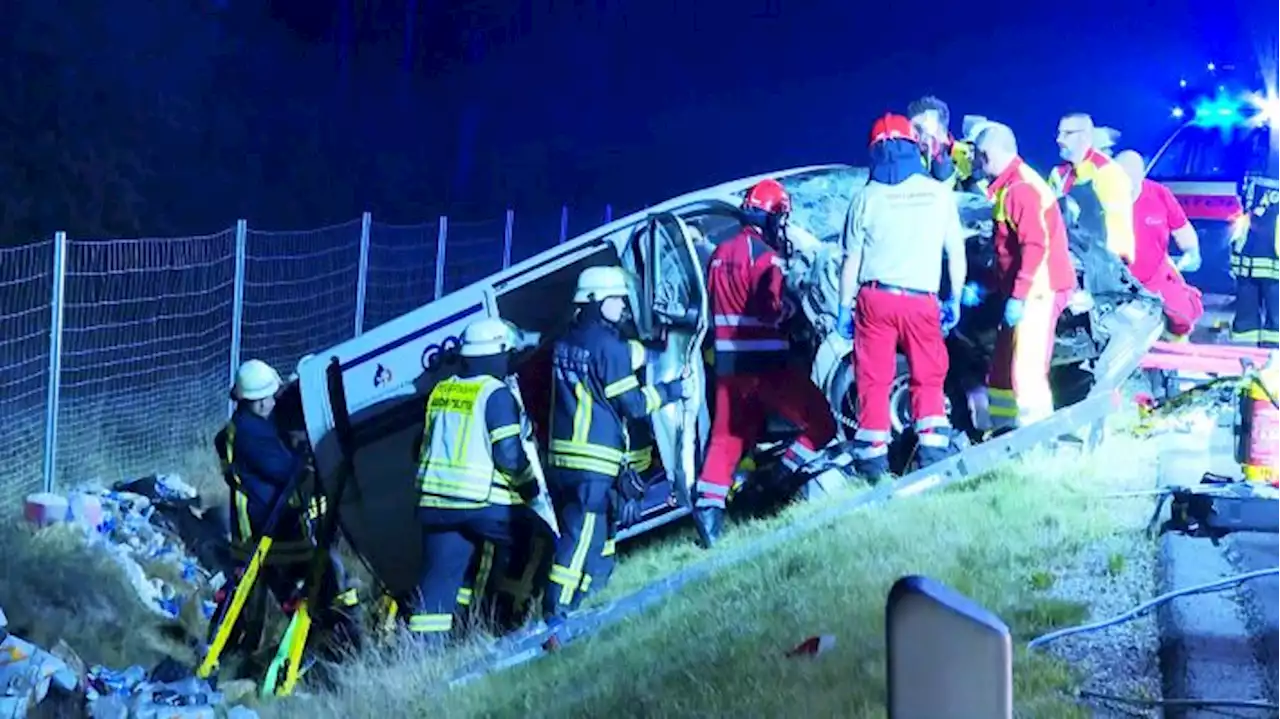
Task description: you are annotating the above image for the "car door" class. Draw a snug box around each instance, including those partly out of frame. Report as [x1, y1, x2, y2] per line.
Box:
[630, 212, 709, 513]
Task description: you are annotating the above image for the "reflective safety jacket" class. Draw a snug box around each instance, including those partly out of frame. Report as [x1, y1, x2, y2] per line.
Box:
[417, 372, 535, 509]
[1049, 149, 1135, 263]
[624, 339, 656, 472]
[549, 316, 682, 479]
[214, 410, 314, 561]
[988, 157, 1078, 299]
[708, 228, 790, 376]
[1232, 174, 1279, 281]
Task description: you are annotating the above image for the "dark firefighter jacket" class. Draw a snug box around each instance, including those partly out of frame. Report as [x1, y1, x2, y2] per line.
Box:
[624, 339, 656, 472]
[1233, 173, 1279, 281]
[214, 409, 306, 541]
[549, 309, 682, 479]
[415, 363, 536, 510]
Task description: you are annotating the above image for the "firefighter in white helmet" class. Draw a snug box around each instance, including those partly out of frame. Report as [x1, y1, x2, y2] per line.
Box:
[409, 317, 543, 645]
[541, 266, 695, 636]
[213, 359, 355, 655]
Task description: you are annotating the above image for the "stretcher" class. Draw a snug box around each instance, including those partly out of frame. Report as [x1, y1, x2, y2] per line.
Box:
[1138, 340, 1274, 376]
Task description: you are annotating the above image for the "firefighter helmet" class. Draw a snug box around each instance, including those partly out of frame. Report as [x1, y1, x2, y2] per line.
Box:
[574, 266, 630, 303]
[869, 113, 919, 147]
[460, 317, 515, 357]
[232, 359, 283, 401]
[742, 179, 792, 215]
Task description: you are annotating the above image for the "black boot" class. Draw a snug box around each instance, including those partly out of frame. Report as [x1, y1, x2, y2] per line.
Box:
[851, 455, 893, 486]
[693, 506, 726, 549]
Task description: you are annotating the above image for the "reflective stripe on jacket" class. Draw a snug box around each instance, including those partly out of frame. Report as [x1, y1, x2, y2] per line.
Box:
[1232, 174, 1279, 280]
[1048, 149, 1135, 263]
[623, 339, 655, 472]
[214, 414, 314, 564]
[707, 229, 790, 375]
[988, 157, 1078, 299]
[417, 375, 528, 509]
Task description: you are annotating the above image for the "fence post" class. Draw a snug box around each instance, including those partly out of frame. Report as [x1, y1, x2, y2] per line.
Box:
[354, 211, 372, 336]
[559, 205, 569, 244]
[228, 220, 248, 418]
[502, 209, 515, 270]
[605, 204, 613, 223]
[41, 231, 68, 493]
[434, 215, 448, 301]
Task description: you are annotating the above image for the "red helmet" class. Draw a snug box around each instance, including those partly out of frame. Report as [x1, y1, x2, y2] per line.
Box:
[869, 113, 919, 147]
[742, 179, 791, 215]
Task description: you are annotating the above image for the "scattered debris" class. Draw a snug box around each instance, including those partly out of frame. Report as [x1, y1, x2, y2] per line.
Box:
[785, 634, 836, 658]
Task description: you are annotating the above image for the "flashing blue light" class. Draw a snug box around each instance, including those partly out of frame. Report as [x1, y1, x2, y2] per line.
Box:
[1179, 78, 1188, 88]
[1171, 106, 1185, 119]
[1207, 62, 1217, 71]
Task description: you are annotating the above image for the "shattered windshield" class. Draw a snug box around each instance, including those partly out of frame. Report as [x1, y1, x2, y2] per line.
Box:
[727, 166, 869, 243]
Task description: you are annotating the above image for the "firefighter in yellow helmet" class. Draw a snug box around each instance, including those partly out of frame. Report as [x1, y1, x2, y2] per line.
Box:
[213, 359, 354, 655]
[541, 266, 694, 634]
[409, 317, 542, 644]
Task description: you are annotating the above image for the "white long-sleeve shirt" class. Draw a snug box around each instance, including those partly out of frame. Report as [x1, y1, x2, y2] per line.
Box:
[840, 175, 967, 301]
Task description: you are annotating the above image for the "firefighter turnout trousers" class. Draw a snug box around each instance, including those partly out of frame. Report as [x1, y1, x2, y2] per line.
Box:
[411, 375, 536, 640]
[1232, 173, 1279, 347]
[542, 470, 614, 620]
[696, 369, 836, 508]
[851, 284, 952, 475]
[987, 290, 1071, 430]
[1233, 276, 1279, 348]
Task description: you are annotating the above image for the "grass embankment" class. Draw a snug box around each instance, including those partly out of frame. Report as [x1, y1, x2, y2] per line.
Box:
[267, 424, 1159, 719]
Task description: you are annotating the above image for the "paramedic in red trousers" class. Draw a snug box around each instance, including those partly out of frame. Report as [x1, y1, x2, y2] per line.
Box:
[836, 114, 967, 482]
[1113, 150, 1205, 341]
[974, 123, 1078, 431]
[694, 179, 838, 549]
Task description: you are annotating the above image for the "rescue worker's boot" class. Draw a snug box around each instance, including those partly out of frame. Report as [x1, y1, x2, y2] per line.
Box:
[850, 440, 893, 485]
[693, 506, 726, 549]
[913, 429, 957, 470]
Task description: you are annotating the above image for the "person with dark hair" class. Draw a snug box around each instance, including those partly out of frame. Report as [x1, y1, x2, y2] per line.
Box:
[908, 95, 958, 186]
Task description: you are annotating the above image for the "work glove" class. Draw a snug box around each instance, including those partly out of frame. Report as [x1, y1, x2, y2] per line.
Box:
[960, 281, 987, 308]
[679, 374, 699, 400]
[1003, 298, 1025, 329]
[836, 304, 855, 340]
[613, 467, 647, 528]
[940, 297, 962, 336]
[1173, 248, 1202, 274]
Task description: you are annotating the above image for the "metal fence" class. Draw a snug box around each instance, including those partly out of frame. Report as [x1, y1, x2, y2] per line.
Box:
[0, 205, 615, 506]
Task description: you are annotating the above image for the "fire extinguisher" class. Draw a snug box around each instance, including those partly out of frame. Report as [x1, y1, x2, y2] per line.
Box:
[1235, 352, 1280, 486]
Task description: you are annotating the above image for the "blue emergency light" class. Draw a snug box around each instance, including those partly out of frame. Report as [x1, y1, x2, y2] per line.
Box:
[1170, 61, 1276, 130]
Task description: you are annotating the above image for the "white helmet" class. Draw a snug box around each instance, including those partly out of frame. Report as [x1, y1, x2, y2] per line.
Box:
[232, 359, 283, 401]
[574, 266, 630, 304]
[460, 318, 515, 357]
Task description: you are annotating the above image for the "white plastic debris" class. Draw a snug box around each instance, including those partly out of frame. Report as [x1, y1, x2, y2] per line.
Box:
[0, 633, 79, 712]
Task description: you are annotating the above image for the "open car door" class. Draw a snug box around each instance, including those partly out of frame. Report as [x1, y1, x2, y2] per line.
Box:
[619, 212, 709, 536]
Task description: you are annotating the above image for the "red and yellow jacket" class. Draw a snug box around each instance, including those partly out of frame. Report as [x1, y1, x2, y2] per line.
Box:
[988, 157, 1078, 300]
[1048, 148, 1135, 263]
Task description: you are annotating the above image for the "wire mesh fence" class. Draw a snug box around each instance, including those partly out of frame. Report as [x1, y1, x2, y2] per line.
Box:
[0, 205, 606, 507]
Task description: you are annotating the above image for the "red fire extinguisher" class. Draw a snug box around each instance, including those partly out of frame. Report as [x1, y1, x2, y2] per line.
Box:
[1235, 353, 1280, 487]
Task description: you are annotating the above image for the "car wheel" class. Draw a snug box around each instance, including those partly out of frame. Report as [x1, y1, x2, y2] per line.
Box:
[830, 355, 953, 441]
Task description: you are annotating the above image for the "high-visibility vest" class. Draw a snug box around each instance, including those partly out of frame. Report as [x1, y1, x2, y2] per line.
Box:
[418, 375, 525, 509]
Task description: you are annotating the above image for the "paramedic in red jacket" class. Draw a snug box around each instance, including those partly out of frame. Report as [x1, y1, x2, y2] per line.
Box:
[837, 113, 968, 482]
[1114, 150, 1204, 340]
[974, 123, 1078, 431]
[693, 179, 837, 549]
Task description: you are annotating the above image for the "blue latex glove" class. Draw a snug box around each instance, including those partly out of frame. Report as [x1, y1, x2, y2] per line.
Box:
[940, 297, 962, 335]
[837, 305, 854, 340]
[1003, 298, 1025, 328]
[960, 281, 986, 308]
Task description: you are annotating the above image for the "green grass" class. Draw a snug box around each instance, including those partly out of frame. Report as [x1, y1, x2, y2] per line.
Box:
[260, 425, 1159, 719]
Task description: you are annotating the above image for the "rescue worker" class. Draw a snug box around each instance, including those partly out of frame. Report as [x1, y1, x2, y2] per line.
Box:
[974, 123, 1078, 431]
[410, 317, 542, 645]
[694, 179, 838, 548]
[544, 266, 692, 628]
[1114, 150, 1205, 341]
[908, 96, 958, 186]
[1048, 113, 1136, 264]
[836, 114, 967, 480]
[213, 359, 355, 654]
[1229, 128, 1279, 348]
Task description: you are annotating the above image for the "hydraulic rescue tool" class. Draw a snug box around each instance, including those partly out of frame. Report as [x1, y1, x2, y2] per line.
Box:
[1147, 352, 1280, 542]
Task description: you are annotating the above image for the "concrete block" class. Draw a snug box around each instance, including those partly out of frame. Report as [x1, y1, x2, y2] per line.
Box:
[23, 493, 68, 528]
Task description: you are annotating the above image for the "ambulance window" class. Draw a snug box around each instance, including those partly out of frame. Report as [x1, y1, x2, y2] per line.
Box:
[1148, 125, 1245, 181]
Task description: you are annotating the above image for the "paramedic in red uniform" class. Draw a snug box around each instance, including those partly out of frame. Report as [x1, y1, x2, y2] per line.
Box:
[693, 178, 837, 549]
[837, 113, 968, 482]
[1114, 150, 1205, 340]
[975, 123, 1078, 431]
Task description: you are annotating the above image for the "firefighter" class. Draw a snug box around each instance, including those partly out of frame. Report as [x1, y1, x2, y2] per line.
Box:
[974, 123, 1078, 431]
[543, 266, 692, 629]
[213, 359, 355, 654]
[409, 317, 542, 645]
[1230, 128, 1279, 348]
[1114, 150, 1205, 341]
[1048, 112, 1135, 264]
[837, 113, 967, 481]
[694, 178, 838, 549]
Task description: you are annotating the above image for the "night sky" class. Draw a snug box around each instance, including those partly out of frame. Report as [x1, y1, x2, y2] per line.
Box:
[268, 0, 1279, 216]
